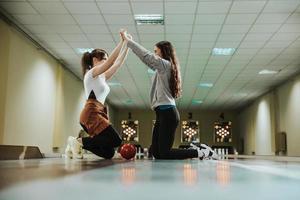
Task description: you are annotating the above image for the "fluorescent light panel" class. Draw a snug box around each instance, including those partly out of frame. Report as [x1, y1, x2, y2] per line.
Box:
[212, 48, 235, 56]
[108, 82, 122, 86]
[258, 69, 279, 75]
[198, 83, 213, 88]
[76, 48, 93, 54]
[134, 14, 164, 25]
[192, 99, 203, 104]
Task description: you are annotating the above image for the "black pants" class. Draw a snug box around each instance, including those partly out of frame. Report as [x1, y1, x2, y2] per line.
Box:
[152, 107, 198, 159]
[82, 125, 122, 159]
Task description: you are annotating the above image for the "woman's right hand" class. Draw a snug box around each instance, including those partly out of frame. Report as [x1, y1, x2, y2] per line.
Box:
[120, 30, 132, 42]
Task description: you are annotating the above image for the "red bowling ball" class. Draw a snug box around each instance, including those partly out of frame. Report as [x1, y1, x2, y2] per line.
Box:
[120, 144, 136, 160]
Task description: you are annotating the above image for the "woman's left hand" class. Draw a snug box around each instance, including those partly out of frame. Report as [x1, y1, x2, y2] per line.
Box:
[119, 29, 126, 41]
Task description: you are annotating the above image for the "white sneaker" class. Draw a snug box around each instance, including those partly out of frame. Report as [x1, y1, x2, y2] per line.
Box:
[65, 144, 73, 159]
[68, 136, 83, 159]
[199, 143, 219, 160]
[190, 143, 219, 160]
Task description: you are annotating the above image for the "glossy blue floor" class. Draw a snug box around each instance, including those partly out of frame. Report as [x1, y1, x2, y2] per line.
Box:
[1, 158, 300, 200]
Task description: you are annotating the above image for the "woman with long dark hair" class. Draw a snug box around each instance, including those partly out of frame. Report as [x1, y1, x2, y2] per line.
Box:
[122, 32, 217, 160]
[65, 30, 129, 159]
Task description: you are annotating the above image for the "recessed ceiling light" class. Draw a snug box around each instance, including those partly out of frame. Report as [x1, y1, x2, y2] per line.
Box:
[198, 83, 214, 88]
[134, 14, 164, 25]
[192, 99, 203, 104]
[108, 82, 122, 86]
[76, 48, 93, 54]
[258, 69, 280, 75]
[212, 48, 235, 56]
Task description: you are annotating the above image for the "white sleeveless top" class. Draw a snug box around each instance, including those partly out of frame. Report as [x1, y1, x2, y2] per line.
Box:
[83, 69, 110, 104]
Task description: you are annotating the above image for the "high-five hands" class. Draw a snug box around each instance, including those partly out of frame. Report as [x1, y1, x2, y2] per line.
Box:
[120, 29, 133, 42]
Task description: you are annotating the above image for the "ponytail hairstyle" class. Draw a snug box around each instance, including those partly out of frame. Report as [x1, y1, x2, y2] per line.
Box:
[81, 48, 109, 76]
[155, 41, 182, 98]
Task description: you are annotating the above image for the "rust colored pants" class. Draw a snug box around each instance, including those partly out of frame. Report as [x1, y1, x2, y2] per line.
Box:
[79, 99, 122, 159]
[79, 99, 110, 137]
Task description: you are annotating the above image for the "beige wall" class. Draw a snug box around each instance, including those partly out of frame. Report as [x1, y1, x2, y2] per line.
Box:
[52, 66, 86, 149]
[113, 109, 239, 149]
[0, 18, 86, 153]
[0, 19, 10, 144]
[237, 94, 276, 155]
[277, 75, 300, 156]
[238, 74, 300, 156]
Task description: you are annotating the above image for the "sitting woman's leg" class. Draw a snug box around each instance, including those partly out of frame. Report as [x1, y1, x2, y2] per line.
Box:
[156, 108, 198, 159]
[81, 125, 122, 159]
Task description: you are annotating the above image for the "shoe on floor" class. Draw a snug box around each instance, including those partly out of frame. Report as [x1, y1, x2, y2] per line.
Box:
[68, 136, 83, 159]
[65, 144, 73, 159]
[190, 143, 219, 160]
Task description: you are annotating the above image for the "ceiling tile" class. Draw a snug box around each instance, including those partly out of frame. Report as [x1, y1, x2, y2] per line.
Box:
[256, 13, 290, 24]
[86, 34, 113, 42]
[279, 24, 300, 32]
[193, 25, 222, 34]
[166, 25, 193, 34]
[250, 24, 282, 33]
[0, 2, 37, 14]
[230, 1, 266, 13]
[64, 2, 100, 14]
[165, 1, 197, 14]
[131, 2, 163, 14]
[73, 15, 105, 25]
[42, 14, 76, 25]
[31, 2, 68, 14]
[98, 2, 131, 14]
[80, 25, 109, 34]
[225, 14, 257, 25]
[165, 14, 194, 25]
[60, 34, 88, 42]
[286, 13, 300, 24]
[103, 14, 134, 25]
[12, 14, 44, 25]
[195, 14, 226, 24]
[263, 0, 300, 13]
[52, 25, 82, 34]
[221, 25, 252, 33]
[197, 2, 231, 14]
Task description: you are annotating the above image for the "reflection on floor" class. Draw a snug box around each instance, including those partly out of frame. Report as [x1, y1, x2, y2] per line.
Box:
[1, 158, 300, 200]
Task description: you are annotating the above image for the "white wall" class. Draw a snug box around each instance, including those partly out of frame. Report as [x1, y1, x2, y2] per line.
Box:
[238, 74, 300, 156]
[0, 19, 10, 144]
[3, 27, 58, 153]
[277, 76, 300, 156]
[254, 96, 274, 155]
[0, 18, 86, 153]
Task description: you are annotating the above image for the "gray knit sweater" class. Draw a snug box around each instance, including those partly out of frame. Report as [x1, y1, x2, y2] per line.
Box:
[127, 40, 176, 110]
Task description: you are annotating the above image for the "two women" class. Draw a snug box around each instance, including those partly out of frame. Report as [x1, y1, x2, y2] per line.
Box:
[66, 29, 217, 160]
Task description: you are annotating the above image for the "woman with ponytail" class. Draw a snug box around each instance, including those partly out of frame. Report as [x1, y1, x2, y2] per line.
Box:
[122, 32, 218, 160]
[65, 30, 130, 159]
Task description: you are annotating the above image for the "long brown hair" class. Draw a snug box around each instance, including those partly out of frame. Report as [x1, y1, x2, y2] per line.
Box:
[155, 41, 182, 98]
[81, 49, 108, 76]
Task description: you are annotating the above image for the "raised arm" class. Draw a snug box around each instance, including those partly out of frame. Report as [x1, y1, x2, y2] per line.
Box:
[92, 31, 125, 77]
[125, 38, 171, 72]
[105, 41, 129, 80]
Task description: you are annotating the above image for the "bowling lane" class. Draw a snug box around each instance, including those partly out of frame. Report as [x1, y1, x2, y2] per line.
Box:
[1, 158, 300, 200]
